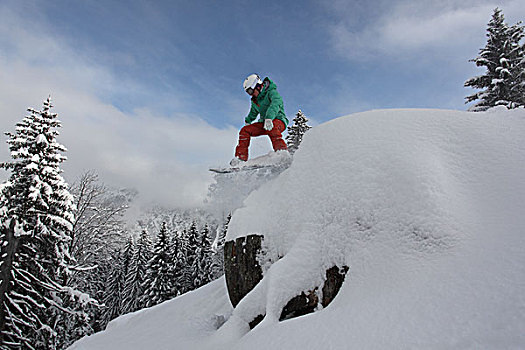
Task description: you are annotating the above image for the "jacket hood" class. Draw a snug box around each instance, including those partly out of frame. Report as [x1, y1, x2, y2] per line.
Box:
[263, 77, 277, 92]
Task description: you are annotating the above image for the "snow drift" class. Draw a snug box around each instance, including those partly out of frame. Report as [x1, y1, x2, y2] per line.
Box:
[71, 108, 525, 350]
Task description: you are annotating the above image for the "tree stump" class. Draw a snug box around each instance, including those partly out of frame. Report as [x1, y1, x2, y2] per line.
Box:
[224, 234, 264, 308]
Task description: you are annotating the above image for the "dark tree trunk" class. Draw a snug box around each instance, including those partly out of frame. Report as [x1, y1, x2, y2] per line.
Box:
[0, 221, 19, 338]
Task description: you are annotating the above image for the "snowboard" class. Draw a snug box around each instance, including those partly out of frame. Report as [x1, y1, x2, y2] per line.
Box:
[209, 164, 278, 173]
[209, 151, 292, 174]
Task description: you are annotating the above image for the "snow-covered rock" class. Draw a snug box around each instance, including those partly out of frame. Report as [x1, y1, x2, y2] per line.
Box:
[71, 108, 525, 350]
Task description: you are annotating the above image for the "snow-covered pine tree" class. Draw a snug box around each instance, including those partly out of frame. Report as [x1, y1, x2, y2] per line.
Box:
[0, 98, 93, 349]
[193, 224, 214, 289]
[211, 213, 231, 278]
[180, 221, 199, 293]
[506, 21, 525, 105]
[102, 238, 133, 325]
[286, 110, 312, 154]
[122, 230, 151, 314]
[141, 222, 176, 307]
[170, 230, 186, 297]
[465, 8, 525, 111]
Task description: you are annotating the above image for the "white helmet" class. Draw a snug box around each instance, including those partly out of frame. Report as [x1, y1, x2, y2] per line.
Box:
[243, 74, 262, 94]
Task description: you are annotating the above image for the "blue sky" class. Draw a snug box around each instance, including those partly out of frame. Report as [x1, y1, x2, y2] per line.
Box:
[9, 0, 517, 123]
[1, 0, 524, 207]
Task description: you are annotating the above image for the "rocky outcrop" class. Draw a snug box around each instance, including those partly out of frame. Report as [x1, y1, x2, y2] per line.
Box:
[224, 235, 264, 308]
[280, 265, 349, 321]
[224, 235, 349, 328]
[223, 234, 268, 329]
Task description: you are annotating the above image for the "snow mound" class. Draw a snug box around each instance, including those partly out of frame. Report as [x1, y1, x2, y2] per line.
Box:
[224, 108, 525, 347]
[72, 108, 525, 349]
[70, 278, 232, 350]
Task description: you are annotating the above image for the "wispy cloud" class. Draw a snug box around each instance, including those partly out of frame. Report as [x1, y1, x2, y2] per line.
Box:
[0, 4, 237, 208]
[325, 0, 525, 61]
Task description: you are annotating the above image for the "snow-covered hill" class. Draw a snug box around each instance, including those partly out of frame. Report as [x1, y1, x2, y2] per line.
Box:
[71, 108, 525, 350]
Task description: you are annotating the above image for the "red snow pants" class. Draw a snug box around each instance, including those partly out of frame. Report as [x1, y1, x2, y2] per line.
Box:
[235, 120, 287, 161]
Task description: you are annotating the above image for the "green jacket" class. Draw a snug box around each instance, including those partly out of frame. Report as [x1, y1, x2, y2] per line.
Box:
[245, 77, 288, 127]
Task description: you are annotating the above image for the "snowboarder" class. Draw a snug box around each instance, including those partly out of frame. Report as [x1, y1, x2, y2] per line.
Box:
[230, 74, 289, 166]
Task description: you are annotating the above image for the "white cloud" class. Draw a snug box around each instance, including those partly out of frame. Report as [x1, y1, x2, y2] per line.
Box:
[381, 6, 492, 49]
[326, 0, 525, 61]
[0, 5, 238, 208]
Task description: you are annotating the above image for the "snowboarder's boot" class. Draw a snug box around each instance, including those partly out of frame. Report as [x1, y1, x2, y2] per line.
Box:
[230, 157, 246, 167]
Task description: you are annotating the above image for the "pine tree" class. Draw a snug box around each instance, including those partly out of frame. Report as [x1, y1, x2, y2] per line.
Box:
[0, 98, 92, 349]
[193, 224, 214, 289]
[507, 21, 525, 103]
[122, 230, 151, 314]
[170, 230, 186, 297]
[180, 221, 200, 293]
[211, 214, 231, 278]
[142, 223, 176, 307]
[465, 8, 525, 111]
[102, 238, 133, 325]
[286, 110, 312, 154]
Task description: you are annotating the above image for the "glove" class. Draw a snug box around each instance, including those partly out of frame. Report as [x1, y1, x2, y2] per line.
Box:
[263, 119, 274, 131]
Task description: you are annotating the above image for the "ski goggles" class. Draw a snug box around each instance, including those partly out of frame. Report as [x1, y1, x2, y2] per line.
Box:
[245, 84, 261, 95]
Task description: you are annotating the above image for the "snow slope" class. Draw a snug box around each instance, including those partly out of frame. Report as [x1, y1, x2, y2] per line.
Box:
[71, 108, 525, 350]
